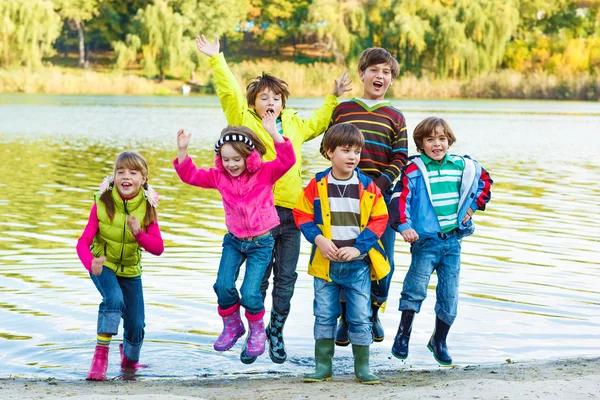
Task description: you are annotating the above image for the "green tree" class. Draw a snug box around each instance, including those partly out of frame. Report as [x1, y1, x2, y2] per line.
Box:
[306, 0, 368, 64]
[247, 0, 310, 54]
[0, 0, 61, 68]
[54, 0, 104, 67]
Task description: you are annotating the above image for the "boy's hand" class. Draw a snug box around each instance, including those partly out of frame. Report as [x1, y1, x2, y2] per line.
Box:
[315, 235, 338, 261]
[91, 256, 106, 276]
[462, 209, 474, 224]
[330, 71, 352, 97]
[261, 111, 282, 142]
[337, 246, 361, 261]
[196, 34, 220, 57]
[401, 228, 419, 243]
[127, 215, 141, 236]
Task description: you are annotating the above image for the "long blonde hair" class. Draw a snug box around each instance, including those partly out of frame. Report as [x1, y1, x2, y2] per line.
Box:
[99, 151, 157, 226]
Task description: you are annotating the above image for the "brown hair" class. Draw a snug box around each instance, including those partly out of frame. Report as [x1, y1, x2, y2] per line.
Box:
[246, 72, 291, 109]
[322, 123, 365, 160]
[413, 117, 457, 152]
[358, 47, 400, 78]
[100, 151, 157, 227]
[217, 126, 267, 158]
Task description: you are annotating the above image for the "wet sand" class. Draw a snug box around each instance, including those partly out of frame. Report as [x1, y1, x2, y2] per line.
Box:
[1, 357, 599, 400]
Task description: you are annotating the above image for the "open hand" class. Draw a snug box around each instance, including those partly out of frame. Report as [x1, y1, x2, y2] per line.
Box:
[127, 215, 141, 236]
[331, 71, 353, 97]
[91, 256, 106, 276]
[196, 34, 220, 57]
[261, 110, 279, 138]
[177, 129, 191, 151]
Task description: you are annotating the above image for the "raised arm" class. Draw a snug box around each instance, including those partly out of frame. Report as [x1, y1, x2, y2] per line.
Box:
[173, 129, 219, 189]
[198, 34, 247, 126]
[301, 72, 351, 142]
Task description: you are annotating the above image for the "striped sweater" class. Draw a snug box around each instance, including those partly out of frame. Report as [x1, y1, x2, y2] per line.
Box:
[324, 98, 408, 191]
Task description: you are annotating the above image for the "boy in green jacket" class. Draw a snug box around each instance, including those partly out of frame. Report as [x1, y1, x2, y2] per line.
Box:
[197, 34, 351, 364]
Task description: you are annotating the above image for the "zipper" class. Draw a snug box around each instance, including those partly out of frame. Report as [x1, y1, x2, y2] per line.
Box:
[119, 200, 129, 272]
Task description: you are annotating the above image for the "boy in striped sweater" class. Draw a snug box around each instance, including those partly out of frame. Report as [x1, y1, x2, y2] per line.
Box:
[322, 47, 408, 345]
[293, 124, 390, 384]
[389, 117, 493, 365]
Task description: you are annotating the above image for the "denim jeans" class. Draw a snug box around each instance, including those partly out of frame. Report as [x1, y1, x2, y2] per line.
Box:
[214, 232, 275, 314]
[313, 259, 372, 346]
[90, 267, 145, 362]
[399, 232, 462, 326]
[259, 206, 301, 316]
[341, 188, 396, 305]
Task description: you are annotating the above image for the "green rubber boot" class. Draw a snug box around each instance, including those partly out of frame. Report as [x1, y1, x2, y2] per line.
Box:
[304, 339, 335, 382]
[352, 344, 380, 385]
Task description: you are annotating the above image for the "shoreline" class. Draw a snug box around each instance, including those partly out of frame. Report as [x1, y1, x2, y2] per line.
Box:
[2, 66, 600, 101]
[2, 356, 599, 399]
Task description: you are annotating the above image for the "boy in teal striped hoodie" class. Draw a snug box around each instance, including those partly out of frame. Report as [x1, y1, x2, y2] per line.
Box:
[389, 117, 493, 365]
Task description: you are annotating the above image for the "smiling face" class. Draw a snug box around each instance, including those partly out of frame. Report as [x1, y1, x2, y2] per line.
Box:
[359, 62, 394, 100]
[220, 143, 247, 177]
[421, 125, 449, 162]
[253, 89, 283, 120]
[327, 145, 361, 180]
[114, 167, 146, 198]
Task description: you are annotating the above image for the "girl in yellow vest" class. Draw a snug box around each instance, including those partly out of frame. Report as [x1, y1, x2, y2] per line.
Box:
[76, 151, 164, 380]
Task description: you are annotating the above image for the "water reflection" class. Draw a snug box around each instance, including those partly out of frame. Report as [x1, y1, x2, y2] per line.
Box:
[0, 94, 599, 380]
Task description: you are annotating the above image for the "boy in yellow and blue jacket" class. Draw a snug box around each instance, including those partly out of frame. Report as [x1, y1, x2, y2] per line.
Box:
[196, 34, 351, 364]
[293, 124, 389, 385]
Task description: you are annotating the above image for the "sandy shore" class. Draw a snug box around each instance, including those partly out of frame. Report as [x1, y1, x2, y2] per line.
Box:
[1, 357, 599, 400]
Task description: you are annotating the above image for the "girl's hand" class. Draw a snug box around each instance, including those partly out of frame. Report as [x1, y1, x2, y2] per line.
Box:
[196, 34, 220, 57]
[127, 215, 141, 236]
[177, 129, 191, 163]
[177, 129, 191, 151]
[337, 246, 361, 261]
[262, 111, 283, 142]
[91, 256, 106, 276]
[401, 228, 419, 243]
[330, 71, 352, 97]
[315, 235, 338, 261]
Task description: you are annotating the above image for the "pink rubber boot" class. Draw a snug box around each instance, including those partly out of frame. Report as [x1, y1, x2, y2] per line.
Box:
[119, 343, 148, 370]
[245, 310, 266, 357]
[86, 345, 109, 381]
[213, 303, 246, 351]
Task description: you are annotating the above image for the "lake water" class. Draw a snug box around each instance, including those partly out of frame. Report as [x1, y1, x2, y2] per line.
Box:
[1, 94, 599, 381]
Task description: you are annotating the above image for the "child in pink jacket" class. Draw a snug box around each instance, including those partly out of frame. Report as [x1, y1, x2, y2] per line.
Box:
[173, 112, 295, 361]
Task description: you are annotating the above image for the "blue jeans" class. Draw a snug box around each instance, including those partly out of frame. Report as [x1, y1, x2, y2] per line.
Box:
[399, 232, 462, 326]
[341, 188, 396, 305]
[90, 267, 145, 362]
[214, 232, 275, 314]
[371, 222, 396, 304]
[259, 206, 301, 316]
[313, 259, 372, 346]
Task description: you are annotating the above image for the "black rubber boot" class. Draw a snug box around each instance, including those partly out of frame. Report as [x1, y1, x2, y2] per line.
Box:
[304, 339, 335, 382]
[266, 309, 288, 364]
[391, 310, 415, 360]
[352, 344, 380, 384]
[371, 302, 384, 342]
[335, 300, 349, 346]
[427, 317, 452, 365]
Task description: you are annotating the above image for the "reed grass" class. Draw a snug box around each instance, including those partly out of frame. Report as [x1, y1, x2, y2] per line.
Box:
[1, 62, 598, 100]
